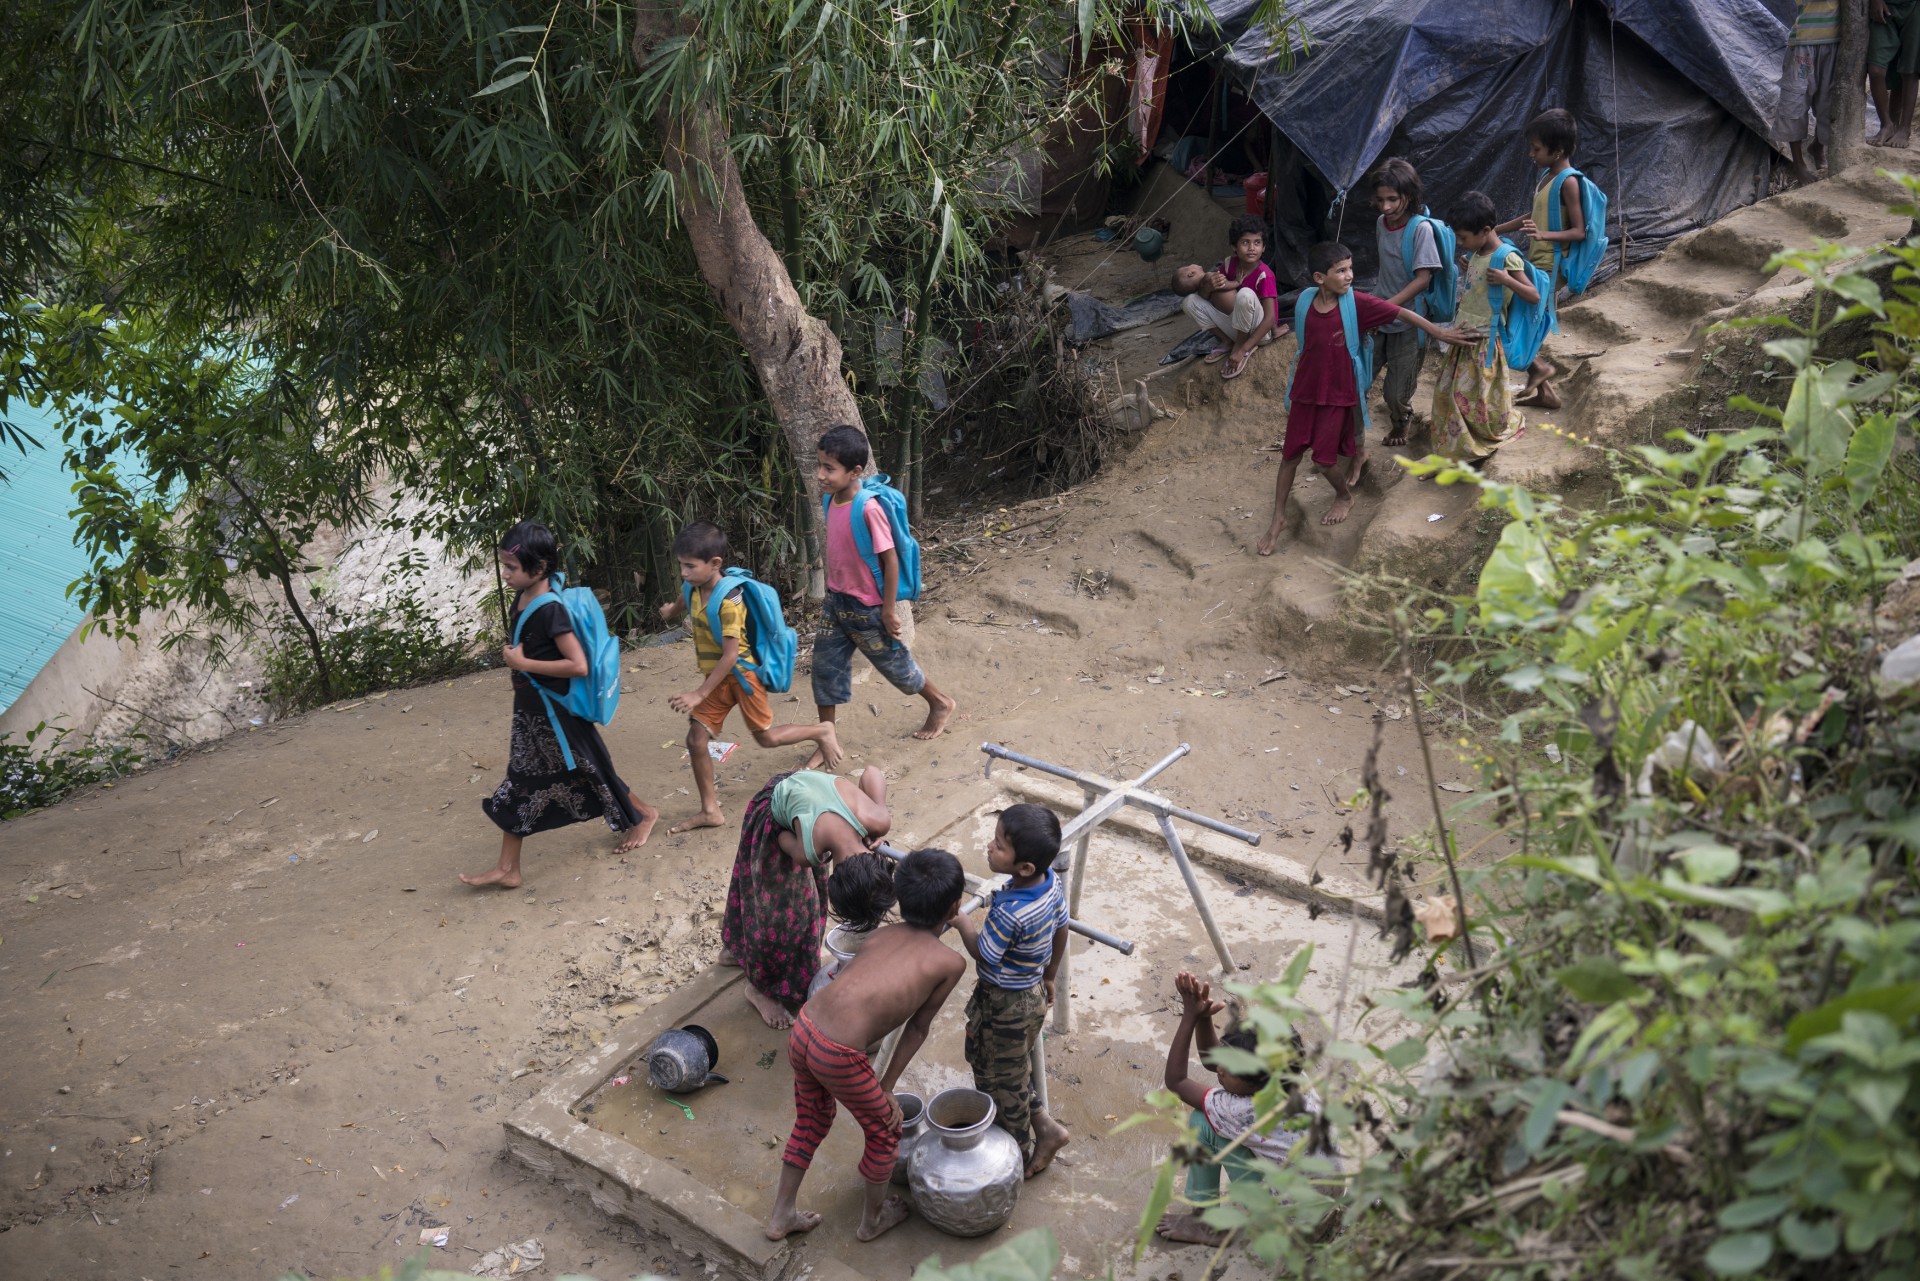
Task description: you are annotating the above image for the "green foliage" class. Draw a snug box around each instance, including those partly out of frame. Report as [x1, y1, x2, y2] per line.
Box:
[2, 0, 1215, 631]
[1132, 181, 1920, 1277]
[913, 1227, 1059, 1281]
[255, 556, 493, 715]
[0, 721, 145, 820]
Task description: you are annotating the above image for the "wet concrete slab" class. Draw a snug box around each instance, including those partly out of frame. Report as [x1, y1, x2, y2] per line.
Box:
[504, 782, 1411, 1280]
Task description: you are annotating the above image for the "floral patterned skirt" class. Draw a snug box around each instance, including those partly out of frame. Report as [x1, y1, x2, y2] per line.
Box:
[1434, 336, 1523, 462]
[721, 772, 828, 1012]
[480, 683, 640, 837]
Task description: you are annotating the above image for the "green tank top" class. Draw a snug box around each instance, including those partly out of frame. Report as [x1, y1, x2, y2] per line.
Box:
[770, 771, 869, 866]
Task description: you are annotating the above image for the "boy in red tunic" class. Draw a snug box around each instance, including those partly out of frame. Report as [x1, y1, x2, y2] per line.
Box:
[1258, 242, 1468, 552]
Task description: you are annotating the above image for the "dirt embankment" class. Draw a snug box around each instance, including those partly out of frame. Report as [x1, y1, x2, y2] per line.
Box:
[0, 171, 1908, 1281]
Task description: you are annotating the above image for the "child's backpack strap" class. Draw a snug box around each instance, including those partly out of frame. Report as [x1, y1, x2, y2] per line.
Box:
[1285, 289, 1316, 409]
[1401, 209, 1459, 336]
[511, 592, 580, 771]
[1485, 239, 1558, 372]
[511, 593, 564, 647]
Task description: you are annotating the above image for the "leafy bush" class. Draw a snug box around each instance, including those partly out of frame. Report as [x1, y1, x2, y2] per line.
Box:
[0, 721, 145, 820]
[1129, 186, 1920, 1277]
[258, 559, 493, 714]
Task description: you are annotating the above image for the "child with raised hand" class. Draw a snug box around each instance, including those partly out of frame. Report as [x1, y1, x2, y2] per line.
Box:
[656, 521, 842, 835]
[464, 520, 659, 888]
[1154, 971, 1321, 1247]
[765, 848, 969, 1245]
[1370, 157, 1447, 448]
[1175, 214, 1281, 380]
[1258, 242, 1468, 552]
[950, 803, 1072, 1178]
[1496, 109, 1585, 410]
[812, 426, 955, 743]
[1436, 192, 1529, 464]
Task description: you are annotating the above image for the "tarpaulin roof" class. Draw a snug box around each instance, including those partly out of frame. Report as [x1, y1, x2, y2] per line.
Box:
[1207, 0, 1794, 267]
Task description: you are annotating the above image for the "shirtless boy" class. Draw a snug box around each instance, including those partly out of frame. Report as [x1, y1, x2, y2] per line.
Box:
[765, 847, 968, 1244]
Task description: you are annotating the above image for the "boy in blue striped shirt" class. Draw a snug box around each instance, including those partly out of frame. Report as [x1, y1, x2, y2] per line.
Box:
[951, 804, 1072, 1177]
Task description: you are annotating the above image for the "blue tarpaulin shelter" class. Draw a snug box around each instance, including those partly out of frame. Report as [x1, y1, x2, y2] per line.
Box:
[1205, 0, 1794, 283]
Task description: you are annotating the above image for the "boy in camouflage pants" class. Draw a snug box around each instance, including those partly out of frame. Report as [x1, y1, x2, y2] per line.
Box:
[950, 804, 1072, 1177]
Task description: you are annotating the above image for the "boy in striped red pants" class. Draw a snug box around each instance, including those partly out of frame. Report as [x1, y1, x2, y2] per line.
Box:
[765, 848, 967, 1243]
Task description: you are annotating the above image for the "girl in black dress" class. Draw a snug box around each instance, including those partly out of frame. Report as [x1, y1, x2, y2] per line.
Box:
[462, 521, 659, 888]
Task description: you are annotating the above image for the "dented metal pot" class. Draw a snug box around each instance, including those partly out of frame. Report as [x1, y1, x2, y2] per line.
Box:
[907, 1087, 1022, 1236]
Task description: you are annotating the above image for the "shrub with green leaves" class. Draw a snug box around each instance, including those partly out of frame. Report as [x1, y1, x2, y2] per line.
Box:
[257, 559, 492, 715]
[1128, 182, 1920, 1278]
[0, 721, 145, 820]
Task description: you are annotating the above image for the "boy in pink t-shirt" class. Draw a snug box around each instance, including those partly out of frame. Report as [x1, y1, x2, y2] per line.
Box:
[812, 426, 956, 743]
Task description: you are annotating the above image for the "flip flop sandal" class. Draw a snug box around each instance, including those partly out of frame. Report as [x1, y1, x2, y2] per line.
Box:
[1257, 330, 1278, 346]
[1202, 346, 1231, 364]
[1221, 352, 1251, 380]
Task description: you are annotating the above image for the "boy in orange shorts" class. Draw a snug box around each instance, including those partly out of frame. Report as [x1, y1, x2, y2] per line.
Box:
[658, 522, 842, 833]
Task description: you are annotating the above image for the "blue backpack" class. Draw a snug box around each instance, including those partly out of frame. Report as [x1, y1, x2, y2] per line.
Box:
[1545, 167, 1610, 295]
[513, 574, 622, 772]
[1484, 239, 1558, 372]
[681, 568, 798, 695]
[1398, 210, 1459, 327]
[823, 475, 921, 602]
[1289, 288, 1377, 431]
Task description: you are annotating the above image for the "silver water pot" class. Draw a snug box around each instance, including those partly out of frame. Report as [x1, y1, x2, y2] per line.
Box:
[907, 1087, 1023, 1236]
[891, 1091, 930, 1187]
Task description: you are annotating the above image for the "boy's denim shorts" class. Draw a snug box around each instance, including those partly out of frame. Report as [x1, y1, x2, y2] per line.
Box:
[811, 590, 926, 706]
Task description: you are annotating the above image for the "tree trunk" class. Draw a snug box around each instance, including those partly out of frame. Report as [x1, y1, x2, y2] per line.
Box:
[634, 9, 864, 600]
[1832, 0, 1870, 174]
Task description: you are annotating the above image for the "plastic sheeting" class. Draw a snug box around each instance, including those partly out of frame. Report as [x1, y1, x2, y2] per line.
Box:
[1207, 0, 1793, 274]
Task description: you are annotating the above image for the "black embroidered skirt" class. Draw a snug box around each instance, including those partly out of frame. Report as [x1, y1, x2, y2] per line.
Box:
[480, 683, 642, 837]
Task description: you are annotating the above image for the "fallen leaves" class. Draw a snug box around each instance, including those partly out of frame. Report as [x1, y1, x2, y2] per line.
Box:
[1415, 895, 1460, 941]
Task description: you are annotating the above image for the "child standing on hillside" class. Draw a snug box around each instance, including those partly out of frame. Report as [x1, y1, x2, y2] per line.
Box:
[1495, 109, 1586, 411]
[656, 521, 842, 834]
[463, 520, 659, 888]
[1370, 158, 1448, 449]
[812, 426, 955, 743]
[1153, 971, 1324, 1247]
[1257, 242, 1467, 553]
[950, 804, 1073, 1178]
[1436, 192, 1531, 465]
[765, 847, 969, 1244]
[1174, 214, 1282, 380]
[1778, 2, 1839, 185]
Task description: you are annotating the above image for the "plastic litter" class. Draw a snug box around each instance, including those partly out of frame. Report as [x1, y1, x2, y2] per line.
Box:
[470, 1238, 544, 1278]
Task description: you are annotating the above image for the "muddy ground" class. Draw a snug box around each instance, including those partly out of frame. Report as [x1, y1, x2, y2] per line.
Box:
[1, 169, 1908, 1281]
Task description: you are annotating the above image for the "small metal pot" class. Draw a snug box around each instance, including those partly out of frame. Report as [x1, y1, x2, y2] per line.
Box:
[891, 1091, 929, 1187]
[645, 1023, 728, 1093]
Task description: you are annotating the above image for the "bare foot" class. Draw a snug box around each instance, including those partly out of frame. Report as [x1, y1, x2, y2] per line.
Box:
[718, 947, 739, 967]
[803, 723, 846, 771]
[669, 808, 725, 835]
[1890, 129, 1912, 149]
[745, 984, 795, 1030]
[1320, 495, 1354, 526]
[1346, 448, 1369, 487]
[912, 693, 956, 741]
[459, 866, 522, 889]
[1025, 1115, 1071, 1178]
[615, 802, 660, 852]
[1382, 428, 1409, 448]
[856, 1194, 911, 1242]
[1155, 1211, 1228, 1246]
[1257, 521, 1283, 556]
[1516, 381, 1561, 411]
[765, 1207, 821, 1241]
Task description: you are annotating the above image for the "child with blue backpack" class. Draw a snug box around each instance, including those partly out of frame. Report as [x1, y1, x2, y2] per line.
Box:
[465, 520, 659, 888]
[1496, 109, 1609, 412]
[656, 521, 843, 834]
[1369, 158, 1452, 450]
[812, 426, 956, 743]
[1257, 243, 1468, 554]
[1435, 192, 1537, 465]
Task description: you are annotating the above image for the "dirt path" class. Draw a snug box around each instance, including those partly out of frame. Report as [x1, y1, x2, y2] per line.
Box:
[0, 170, 1907, 1281]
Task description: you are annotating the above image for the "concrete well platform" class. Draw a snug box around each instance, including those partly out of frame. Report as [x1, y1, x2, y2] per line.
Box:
[503, 781, 1408, 1281]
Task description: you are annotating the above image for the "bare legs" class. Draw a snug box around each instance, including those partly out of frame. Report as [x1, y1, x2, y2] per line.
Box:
[814, 686, 955, 745]
[615, 792, 660, 852]
[671, 719, 728, 834]
[765, 1163, 908, 1243]
[1258, 452, 1355, 555]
